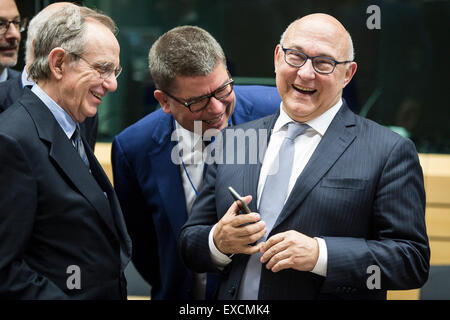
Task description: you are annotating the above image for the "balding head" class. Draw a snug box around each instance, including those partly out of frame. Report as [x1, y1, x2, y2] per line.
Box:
[25, 2, 76, 66]
[274, 13, 357, 123]
[280, 13, 354, 62]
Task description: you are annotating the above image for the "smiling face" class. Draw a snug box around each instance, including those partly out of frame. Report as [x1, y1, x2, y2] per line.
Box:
[155, 63, 235, 134]
[57, 20, 120, 123]
[275, 14, 357, 122]
[0, 0, 21, 73]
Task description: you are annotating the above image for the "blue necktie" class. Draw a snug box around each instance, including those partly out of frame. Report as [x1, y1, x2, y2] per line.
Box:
[71, 124, 90, 167]
[238, 121, 309, 299]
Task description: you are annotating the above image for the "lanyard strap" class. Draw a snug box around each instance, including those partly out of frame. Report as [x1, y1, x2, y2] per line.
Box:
[180, 158, 208, 196]
[175, 116, 232, 196]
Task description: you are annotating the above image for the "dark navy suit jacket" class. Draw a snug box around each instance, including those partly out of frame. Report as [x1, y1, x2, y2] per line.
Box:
[0, 89, 132, 299]
[0, 72, 98, 150]
[111, 85, 281, 299]
[179, 101, 430, 300]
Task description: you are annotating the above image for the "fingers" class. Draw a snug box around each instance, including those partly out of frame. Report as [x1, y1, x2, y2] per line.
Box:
[259, 231, 319, 273]
[213, 195, 267, 255]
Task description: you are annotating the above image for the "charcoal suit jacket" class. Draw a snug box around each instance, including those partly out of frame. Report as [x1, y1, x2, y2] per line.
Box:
[178, 101, 430, 300]
[0, 89, 132, 299]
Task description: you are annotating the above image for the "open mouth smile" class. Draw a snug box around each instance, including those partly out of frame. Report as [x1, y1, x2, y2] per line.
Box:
[90, 90, 102, 101]
[293, 84, 317, 95]
[203, 114, 224, 126]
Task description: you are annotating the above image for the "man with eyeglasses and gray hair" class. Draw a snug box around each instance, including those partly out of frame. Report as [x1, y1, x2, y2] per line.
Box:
[178, 13, 429, 299]
[0, 0, 26, 82]
[0, 2, 99, 150]
[0, 5, 131, 299]
[111, 25, 280, 299]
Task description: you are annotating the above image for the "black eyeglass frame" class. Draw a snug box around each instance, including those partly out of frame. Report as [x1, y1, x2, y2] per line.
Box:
[68, 52, 123, 79]
[162, 78, 235, 113]
[281, 46, 353, 74]
[0, 17, 28, 35]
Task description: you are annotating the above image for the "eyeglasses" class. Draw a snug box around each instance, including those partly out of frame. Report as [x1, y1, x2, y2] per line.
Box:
[69, 52, 122, 79]
[163, 78, 234, 113]
[0, 18, 28, 35]
[281, 46, 352, 74]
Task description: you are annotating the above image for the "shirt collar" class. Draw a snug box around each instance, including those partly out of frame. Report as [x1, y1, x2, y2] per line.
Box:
[0, 68, 8, 82]
[31, 84, 77, 139]
[21, 68, 35, 88]
[175, 120, 204, 163]
[274, 99, 343, 136]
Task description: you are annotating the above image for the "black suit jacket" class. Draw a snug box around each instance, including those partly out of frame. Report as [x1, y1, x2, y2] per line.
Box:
[0, 89, 132, 299]
[0, 76, 98, 149]
[179, 102, 429, 300]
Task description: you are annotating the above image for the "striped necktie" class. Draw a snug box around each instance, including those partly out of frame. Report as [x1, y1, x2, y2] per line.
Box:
[71, 124, 89, 167]
[238, 121, 309, 299]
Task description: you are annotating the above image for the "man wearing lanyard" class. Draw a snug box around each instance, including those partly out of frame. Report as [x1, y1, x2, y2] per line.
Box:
[111, 25, 280, 300]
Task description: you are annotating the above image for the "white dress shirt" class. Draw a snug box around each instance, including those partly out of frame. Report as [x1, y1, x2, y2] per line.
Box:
[0, 68, 8, 82]
[208, 99, 344, 277]
[21, 68, 35, 88]
[175, 121, 208, 299]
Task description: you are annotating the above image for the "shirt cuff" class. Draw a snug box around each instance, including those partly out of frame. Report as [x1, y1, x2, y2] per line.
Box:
[311, 237, 327, 277]
[209, 224, 233, 268]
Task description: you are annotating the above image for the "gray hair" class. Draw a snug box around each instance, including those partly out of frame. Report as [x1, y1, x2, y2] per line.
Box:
[28, 5, 117, 81]
[148, 25, 227, 92]
[279, 19, 355, 62]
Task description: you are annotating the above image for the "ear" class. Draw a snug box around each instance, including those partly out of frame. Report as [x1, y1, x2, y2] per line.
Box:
[48, 48, 68, 80]
[154, 90, 171, 114]
[274, 44, 282, 74]
[343, 62, 357, 88]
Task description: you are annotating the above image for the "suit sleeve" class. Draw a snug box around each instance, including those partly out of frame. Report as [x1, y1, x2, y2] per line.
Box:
[0, 134, 68, 299]
[111, 137, 160, 290]
[178, 161, 224, 274]
[321, 137, 430, 292]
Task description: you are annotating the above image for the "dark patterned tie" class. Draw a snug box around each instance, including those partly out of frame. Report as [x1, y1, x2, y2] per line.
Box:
[71, 124, 89, 167]
[238, 121, 309, 299]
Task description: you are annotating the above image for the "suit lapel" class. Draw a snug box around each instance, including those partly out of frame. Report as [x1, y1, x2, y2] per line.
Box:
[149, 115, 188, 237]
[272, 104, 357, 232]
[21, 89, 120, 240]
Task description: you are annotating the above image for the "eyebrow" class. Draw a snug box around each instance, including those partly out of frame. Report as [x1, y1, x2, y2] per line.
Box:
[0, 15, 21, 21]
[185, 78, 230, 102]
[287, 45, 336, 60]
[93, 61, 115, 68]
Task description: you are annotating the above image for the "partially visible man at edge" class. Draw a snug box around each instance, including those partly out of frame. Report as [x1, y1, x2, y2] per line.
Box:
[0, 0, 23, 81]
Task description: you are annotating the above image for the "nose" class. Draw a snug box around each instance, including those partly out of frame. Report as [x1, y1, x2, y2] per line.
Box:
[297, 58, 316, 80]
[102, 73, 118, 92]
[4, 23, 21, 40]
[205, 96, 225, 114]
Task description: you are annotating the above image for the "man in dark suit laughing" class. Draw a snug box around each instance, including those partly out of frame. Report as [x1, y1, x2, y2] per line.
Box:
[179, 13, 430, 300]
[0, 5, 131, 299]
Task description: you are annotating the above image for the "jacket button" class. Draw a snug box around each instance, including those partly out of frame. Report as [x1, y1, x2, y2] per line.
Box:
[228, 286, 236, 296]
